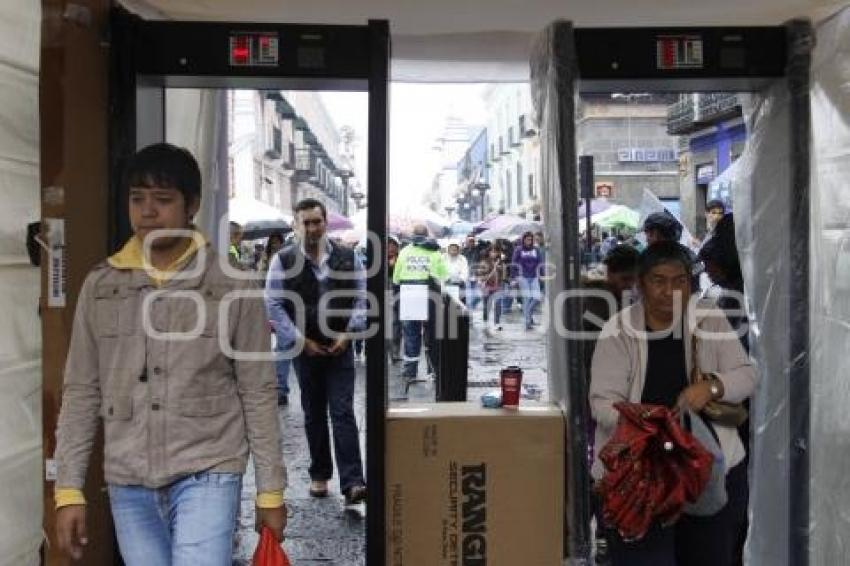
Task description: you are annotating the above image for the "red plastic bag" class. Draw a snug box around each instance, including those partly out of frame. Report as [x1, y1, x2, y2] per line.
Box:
[252, 527, 291, 566]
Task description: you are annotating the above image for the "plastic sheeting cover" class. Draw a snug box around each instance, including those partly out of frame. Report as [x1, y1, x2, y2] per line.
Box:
[0, 0, 42, 564]
[808, 6, 850, 564]
[734, 76, 795, 566]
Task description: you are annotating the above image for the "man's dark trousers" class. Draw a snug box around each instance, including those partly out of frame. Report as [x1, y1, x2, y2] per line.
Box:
[293, 346, 364, 493]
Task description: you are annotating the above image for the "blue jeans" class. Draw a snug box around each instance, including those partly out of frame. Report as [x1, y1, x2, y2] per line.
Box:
[109, 472, 242, 566]
[466, 280, 481, 309]
[274, 332, 291, 397]
[517, 276, 541, 327]
[293, 347, 365, 493]
[482, 289, 502, 325]
[401, 320, 424, 377]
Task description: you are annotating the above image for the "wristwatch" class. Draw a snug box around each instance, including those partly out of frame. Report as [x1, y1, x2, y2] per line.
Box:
[708, 378, 722, 400]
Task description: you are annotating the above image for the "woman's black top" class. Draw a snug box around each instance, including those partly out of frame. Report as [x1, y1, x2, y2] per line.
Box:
[641, 321, 688, 408]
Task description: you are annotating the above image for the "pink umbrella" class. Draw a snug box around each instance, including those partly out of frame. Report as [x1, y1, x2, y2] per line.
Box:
[327, 211, 354, 231]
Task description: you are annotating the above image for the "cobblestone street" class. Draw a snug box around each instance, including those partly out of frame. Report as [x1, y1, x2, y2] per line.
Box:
[234, 300, 546, 564]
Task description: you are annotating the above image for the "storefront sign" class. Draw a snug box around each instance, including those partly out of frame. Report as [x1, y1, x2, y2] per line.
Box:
[595, 182, 614, 198]
[617, 148, 677, 162]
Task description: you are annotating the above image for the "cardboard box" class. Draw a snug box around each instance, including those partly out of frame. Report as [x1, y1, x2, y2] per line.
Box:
[386, 403, 565, 566]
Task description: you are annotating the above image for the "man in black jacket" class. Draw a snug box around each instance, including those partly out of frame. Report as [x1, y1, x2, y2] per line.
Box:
[265, 198, 367, 505]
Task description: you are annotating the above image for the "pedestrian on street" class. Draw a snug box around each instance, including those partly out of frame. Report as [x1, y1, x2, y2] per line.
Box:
[387, 235, 402, 363]
[590, 241, 756, 566]
[511, 231, 544, 330]
[444, 242, 470, 304]
[477, 244, 507, 331]
[461, 235, 483, 309]
[393, 224, 448, 379]
[260, 231, 292, 406]
[228, 221, 244, 268]
[265, 198, 368, 506]
[54, 143, 287, 565]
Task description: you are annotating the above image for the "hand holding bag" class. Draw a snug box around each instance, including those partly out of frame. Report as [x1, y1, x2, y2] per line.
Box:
[690, 330, 748, 427]
[253, 526, 291, 566]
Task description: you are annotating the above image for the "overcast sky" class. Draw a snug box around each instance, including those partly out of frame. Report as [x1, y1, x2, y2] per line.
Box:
[321, 83, 489, 210]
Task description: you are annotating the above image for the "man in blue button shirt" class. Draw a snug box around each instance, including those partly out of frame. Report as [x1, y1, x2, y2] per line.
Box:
[265, 198, 367, 505]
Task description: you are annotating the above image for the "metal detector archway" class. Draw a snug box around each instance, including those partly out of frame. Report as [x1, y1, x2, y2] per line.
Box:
[536, 21, 812, 565]
[108, 8, 389, 564]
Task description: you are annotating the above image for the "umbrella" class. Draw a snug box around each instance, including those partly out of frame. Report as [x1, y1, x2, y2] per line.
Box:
[474, 213, 525, 233]
[326, 211, 354, 231]
[474, 217, 542, 241]
[389, 205, 451, 237]
[594, 205, 640, 229]
[578, 199, 613, 219]
[240, 219, 291, 240]
[449, 221, 475, 236]
[597, 403, 713, 541]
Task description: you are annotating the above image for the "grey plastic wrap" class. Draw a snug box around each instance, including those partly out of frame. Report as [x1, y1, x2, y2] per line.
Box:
[734, 80, 794, 566]
[531, 21, 592, 564]
[733, 20, 816, 566]
[165, 89, 229, 252]
[808, 7, 850, 564]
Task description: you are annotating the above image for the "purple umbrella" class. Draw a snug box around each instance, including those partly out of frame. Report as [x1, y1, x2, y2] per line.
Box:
[578, 199, 612, 219]
[327, 211, 354, 231]
[473, 214, 527, 234]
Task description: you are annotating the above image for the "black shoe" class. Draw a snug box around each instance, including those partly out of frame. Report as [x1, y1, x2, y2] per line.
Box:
[277, 394, 288, 406]
[344, 484, 367, 505]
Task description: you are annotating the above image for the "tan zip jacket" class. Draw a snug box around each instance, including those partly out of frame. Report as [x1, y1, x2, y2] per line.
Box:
[54, 241, 286, 494]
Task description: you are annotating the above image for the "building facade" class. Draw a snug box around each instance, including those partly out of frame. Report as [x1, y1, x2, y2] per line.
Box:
[668, 93, 748, 237]
[455, 128, 489, 221]
[228, 90, 353, 221]
[577, 94, 680, 213]
[429, 116, 476, 218]
[454, 88, 679, 224]
[481, 84, 541, 219]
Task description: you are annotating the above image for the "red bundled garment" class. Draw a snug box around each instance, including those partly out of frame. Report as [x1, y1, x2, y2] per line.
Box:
[597, 403, 713, 541]
[252, 527, 291, 566]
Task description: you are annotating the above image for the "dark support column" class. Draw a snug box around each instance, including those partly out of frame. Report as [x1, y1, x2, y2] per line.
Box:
[366, 18, 390, 566]
[533, 20, 592, 562]
[786, 18, 814, 566]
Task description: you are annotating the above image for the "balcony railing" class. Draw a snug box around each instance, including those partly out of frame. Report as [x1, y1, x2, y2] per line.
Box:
[519, 114, 537, 138]
[698, 93, 742, 123]
[667, 97, 697, 135]
[489, 143, 501, 162]
[281, 142, 296, 170]
[294, 148, 317, 182]
[509, 126, 521, 147]
[667, 94, 742, 135]
[264, 126, 283, 160]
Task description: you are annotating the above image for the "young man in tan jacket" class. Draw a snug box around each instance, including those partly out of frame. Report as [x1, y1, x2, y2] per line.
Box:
[53, 143, 286, 565]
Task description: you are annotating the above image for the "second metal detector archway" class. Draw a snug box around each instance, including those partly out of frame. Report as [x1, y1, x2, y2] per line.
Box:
[536, 20, 811, 565]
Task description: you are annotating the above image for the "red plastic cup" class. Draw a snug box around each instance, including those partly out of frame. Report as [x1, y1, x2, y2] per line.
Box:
[500, 366, 523, 408]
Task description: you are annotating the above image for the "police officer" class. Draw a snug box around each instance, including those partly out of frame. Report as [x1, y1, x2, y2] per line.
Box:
[392, 224, 448, 379]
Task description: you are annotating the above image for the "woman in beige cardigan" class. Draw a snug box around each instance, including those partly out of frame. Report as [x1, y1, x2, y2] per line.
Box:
[590, 241, 756, 566]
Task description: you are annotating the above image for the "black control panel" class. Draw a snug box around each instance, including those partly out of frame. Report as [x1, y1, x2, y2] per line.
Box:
[576, 27, 787, 91]
[135, 20, 372, 81]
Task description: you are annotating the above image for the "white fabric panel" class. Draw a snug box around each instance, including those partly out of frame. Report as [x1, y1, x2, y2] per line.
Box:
[128, 0, 841, 33]
[0, 0, 41, 564]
